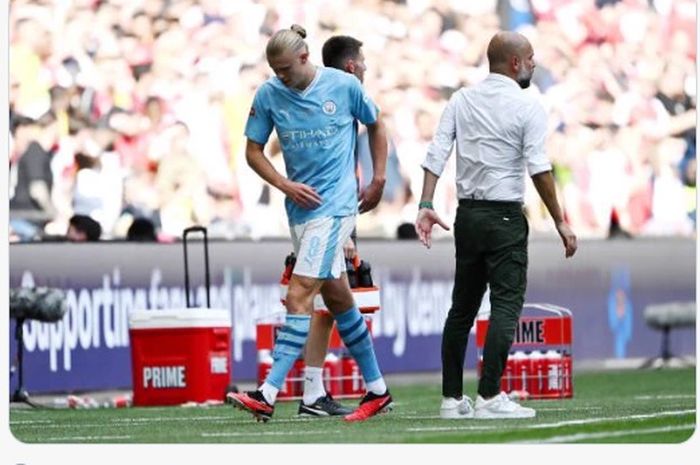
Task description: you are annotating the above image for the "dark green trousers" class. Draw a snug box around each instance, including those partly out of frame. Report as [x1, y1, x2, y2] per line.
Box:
[442, 199, 529, 399]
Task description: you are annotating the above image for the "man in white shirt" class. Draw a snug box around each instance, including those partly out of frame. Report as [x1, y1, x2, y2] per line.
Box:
[414, 31, 577, 420]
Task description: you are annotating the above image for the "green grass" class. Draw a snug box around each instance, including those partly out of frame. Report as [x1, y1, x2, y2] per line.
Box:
[9, 367, 696, 444]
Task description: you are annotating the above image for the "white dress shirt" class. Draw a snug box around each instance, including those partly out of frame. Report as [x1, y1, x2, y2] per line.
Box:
[422, 73, 552, 202]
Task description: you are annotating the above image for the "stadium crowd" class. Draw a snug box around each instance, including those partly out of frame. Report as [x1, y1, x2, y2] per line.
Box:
[8, 0, 697, 242]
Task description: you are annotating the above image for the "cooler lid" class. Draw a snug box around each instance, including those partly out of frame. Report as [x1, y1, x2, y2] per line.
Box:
[128, 308, 231, 329]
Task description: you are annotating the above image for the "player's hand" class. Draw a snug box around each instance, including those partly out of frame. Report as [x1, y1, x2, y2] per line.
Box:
[282, 180, 322, 209]
[555, 221, 577, 258]
[358, 178, 385, 213]
[343, 238, 356, 260]
[415, 208, 450, 249]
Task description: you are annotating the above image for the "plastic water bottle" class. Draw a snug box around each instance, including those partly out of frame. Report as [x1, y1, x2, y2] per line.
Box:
[257, 349, 273, 387]
[323, 352, 341, 396]
[511, 351, 528, 392]
[529, 350, 545, 396]
[545, 350, 563, 392]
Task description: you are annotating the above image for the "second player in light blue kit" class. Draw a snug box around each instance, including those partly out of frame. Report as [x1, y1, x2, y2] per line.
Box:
[227, 24, 392, 422]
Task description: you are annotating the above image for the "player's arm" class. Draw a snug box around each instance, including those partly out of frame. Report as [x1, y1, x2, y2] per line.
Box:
[348, 77, 387, 214]
[415, 168, 450, 249]
[415, 94, 457, 248]
[245, 139, 321, 209]
[531, 171, 577, 258]
[523, 101, 576, 258]
[358, 115, 388, 213]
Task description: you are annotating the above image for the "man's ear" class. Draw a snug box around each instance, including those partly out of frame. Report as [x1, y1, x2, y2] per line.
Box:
[300, 51, 309, 63]
[510, 55, 520, 72]
[345, 60, 356, 74]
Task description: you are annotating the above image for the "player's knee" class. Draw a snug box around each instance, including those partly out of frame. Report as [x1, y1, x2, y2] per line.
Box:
[285, 289, 313, 315]
[285, 296, 312, 315]
[326, 294, 353, 313]
[321, 284, 354, 313]
[488, 290, 525, 317]
[286, 275, 322, 314]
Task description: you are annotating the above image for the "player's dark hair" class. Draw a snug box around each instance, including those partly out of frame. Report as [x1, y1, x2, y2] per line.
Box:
[322, 35, 363, 69]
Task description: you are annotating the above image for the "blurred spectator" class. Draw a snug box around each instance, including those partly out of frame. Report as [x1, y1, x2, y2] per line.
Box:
[9, 115, 58, 241]
[127, 217, 158, 242]
[642, 137, 695, 236]
[154, 121, 211, 237]
[7, 0, 697, 240]
[66, 214, 102, 242]
[70, 127, 124, 237]
[10, 16, 52, 119]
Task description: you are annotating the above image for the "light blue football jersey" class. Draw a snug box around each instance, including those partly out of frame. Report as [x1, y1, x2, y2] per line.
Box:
[245, 67, 379, 226]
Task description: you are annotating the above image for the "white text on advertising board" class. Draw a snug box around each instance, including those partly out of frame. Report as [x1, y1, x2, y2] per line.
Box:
[143, 366, 186, 388]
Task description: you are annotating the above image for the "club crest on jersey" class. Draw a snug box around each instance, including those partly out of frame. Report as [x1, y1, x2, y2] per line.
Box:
[249, 106, 256, 117]
[322, 100, 337, 115]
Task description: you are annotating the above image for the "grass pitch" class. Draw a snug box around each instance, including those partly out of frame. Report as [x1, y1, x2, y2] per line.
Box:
[9, 367, 696, 444]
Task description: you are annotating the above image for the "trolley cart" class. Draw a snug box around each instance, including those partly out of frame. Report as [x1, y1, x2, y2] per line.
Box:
[475, 303, 573, 399]
[255, 253, 380, 401]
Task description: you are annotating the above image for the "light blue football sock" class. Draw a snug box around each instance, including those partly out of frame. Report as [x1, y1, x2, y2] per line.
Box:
[265, 314, 310, 390]
[335, 305, 383, 387]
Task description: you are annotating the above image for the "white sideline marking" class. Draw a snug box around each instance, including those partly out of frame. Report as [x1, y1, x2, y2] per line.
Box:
[111, 415, 233, 423]
[535, 407, 603, 412]
[634, 394, 695, 400]
[407, 409, 695, 432]
[529, 409, 696, 429]
[17, 415, 326, 431]
[111, 416, 313, 425]
[13, 423, 112, 429]
[409, 423, 501, 430]
[404, 407, 604, 420]
[203, 430, 341, 438]
[10, 419, 53, 425]
[514, 424, 696, 444]
[44, 435, 132, 442]
[16, 418, 316, 433]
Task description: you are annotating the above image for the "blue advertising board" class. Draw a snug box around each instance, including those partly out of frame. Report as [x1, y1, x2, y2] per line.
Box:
[8, 238, 695, 393]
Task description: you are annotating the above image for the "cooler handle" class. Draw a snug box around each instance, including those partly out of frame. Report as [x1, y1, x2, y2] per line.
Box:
[183, 226, 211, 308]
[523, 302, 572, 317]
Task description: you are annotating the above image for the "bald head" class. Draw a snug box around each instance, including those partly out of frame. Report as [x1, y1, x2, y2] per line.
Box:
[486, 31, 535, 88]
[487, 31, 530, 67]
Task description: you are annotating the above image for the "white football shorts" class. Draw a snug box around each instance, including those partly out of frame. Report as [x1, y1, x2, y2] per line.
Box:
[290, 215, 356, 279]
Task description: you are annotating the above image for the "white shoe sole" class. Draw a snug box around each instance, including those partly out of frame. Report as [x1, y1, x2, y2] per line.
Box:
[440, 408, 474, 419]
[474, 409, 536, 419]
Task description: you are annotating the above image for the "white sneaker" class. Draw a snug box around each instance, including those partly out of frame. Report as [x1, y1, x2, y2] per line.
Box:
[474, 392, 536, 419]
[440, 396, 474, 419]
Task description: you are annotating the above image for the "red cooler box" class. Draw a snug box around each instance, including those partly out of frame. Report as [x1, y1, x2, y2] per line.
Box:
[129, 308, 232, 406]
